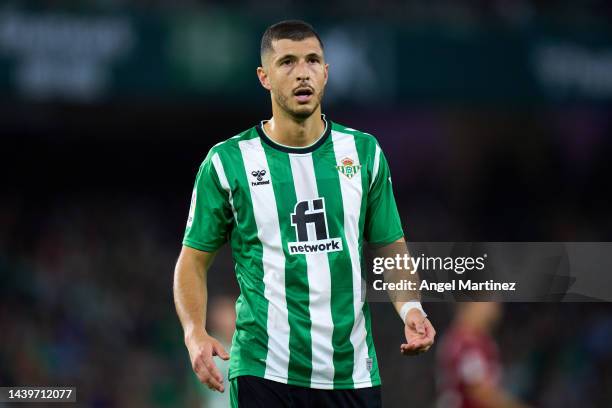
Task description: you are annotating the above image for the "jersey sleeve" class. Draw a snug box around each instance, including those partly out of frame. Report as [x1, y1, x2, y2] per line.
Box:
[364, 144, 404, 246]
[182, 150, 233, 252]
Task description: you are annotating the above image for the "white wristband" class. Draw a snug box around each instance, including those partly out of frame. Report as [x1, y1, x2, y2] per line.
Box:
[399, 301, 426, 324]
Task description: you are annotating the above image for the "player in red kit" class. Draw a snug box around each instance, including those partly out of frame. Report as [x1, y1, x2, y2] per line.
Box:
[436, 303, 530, 408]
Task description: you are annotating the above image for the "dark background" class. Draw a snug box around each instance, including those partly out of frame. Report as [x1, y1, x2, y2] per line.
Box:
[2, 1, 612, 407]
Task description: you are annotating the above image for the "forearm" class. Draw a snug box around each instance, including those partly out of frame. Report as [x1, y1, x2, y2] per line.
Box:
[173, 247, 227, 391]
[173, 250, 210, 338]
[374, 237, 423, 321]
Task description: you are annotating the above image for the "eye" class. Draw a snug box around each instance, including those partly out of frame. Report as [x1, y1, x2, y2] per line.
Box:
[281, 59, 292, 66]
[308, 57, 320, 64]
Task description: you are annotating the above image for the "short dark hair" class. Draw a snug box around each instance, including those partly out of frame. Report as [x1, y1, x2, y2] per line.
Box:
[260, 20, 324, 62]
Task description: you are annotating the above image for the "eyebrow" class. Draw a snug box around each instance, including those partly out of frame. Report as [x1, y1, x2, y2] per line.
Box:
[276, 52, 323, 63]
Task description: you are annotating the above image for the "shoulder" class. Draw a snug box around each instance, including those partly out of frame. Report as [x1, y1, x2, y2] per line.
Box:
[330, 121, 380, 147]
[330, 121, 385, 170]
[330, 121, 383, 161]
[198, 126, 258, 168]
[209, 127, 257, 156]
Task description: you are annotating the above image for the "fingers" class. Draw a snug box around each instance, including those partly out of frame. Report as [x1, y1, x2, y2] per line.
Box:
[205, 354, 224, 389]
[212, 341, 230, 361]
[400, 339, 431, 355]
[406, 318, 435, 343]
[401, 337, 431, 350]
[195, 358, 224, 391]
[400, 340, 431, 355]
[424, 318, 436, 340]
[400, 345, 430, 356]
[406, 309, 426, 336]
[401, 318, 436, 356]
[415, 319, 425, 336]
[192, 344, 225, 392]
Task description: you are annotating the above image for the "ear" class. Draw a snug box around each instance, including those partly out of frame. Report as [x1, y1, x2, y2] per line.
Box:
[257, 66, 272, 91]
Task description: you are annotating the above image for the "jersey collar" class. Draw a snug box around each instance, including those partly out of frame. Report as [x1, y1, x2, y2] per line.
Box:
[256, 114, 331, 154]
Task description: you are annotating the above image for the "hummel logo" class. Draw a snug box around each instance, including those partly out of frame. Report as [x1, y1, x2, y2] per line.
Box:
[251, 169, 270, 186]
[251, 169, 266, 181]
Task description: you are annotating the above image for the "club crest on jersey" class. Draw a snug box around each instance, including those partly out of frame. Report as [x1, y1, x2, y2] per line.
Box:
[250, 169, 270, 186]
[336, 157, 361, 179]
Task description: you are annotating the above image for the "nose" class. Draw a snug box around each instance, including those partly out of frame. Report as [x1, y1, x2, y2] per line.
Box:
[295, 60, 310, 82]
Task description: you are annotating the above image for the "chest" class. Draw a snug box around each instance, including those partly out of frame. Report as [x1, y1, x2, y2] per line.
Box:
[230, 146, 368, 238]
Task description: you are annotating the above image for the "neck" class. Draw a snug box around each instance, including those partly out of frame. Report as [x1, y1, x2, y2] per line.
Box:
[263, 105, 325, 148]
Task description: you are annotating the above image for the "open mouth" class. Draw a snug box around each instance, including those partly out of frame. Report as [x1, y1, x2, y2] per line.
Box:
[293, 87, 313, 103]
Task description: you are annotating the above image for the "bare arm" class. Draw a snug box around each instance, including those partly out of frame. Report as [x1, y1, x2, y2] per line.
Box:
[374, 236, 436, 355]
[384, 237, 420, 318]
[174, 245, 216, 335]
[173, 245, 229, 392]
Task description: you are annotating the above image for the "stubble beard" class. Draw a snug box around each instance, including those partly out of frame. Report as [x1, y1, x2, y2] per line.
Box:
[274, 88, 325, 121]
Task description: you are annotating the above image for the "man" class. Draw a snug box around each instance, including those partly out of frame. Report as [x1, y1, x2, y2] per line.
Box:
[173, 20, 435, 407]
[436, 302, 531, 408]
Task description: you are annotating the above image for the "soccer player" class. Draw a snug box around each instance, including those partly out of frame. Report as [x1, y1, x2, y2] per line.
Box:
[173, 20, 435, 407]
[436, 303, 531, 408]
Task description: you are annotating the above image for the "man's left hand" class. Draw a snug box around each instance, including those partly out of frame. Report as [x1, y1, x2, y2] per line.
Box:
[401, 309, 435, 356]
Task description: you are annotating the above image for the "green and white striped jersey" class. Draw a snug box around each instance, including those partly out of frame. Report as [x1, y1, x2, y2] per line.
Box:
[182, 115, 404, 390]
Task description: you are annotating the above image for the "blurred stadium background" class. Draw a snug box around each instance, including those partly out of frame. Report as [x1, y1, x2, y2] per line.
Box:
[2, 0, 612, 407]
